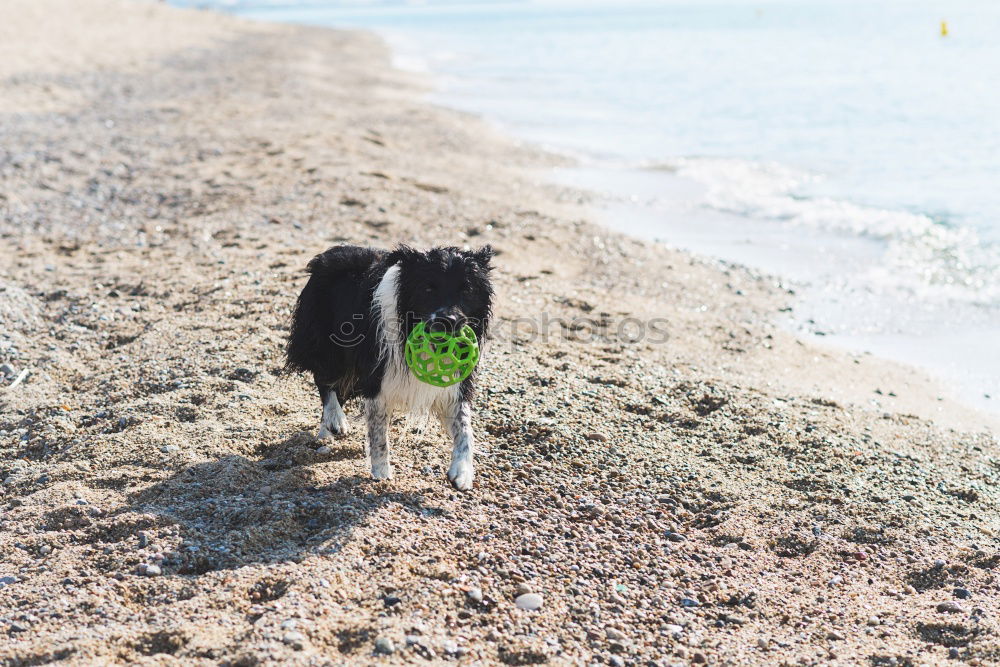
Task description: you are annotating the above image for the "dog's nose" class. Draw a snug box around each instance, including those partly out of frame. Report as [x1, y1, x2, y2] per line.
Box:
[428, 311, 463, 333]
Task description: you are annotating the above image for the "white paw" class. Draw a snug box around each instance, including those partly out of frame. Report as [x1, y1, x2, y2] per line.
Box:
[447, 459, 474, 491]
[371, 462, 393, 480]
[317, 418, 349, 440]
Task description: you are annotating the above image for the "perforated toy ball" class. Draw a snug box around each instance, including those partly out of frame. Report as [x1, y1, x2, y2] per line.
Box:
[404, 321, 480, 387]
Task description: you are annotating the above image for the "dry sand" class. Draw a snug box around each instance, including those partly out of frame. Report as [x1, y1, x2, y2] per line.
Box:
[1, 1, 999, 665]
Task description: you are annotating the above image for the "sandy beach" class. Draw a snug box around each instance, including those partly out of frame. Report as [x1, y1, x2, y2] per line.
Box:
[2, 1, 999, 665]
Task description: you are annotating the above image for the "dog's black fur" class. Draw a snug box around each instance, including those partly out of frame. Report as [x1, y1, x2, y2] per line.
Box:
[286, 243, 494, 416]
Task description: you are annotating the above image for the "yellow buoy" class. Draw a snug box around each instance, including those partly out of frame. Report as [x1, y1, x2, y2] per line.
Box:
[941, 20, 949, 37]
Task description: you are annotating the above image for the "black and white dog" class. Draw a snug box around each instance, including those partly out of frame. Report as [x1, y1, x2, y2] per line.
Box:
[285, 244, 494, 490]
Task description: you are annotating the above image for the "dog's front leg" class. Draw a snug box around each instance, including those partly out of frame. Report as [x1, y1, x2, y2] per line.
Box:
[364, 398, 392, 480]
[439, 397, 475, 491]
[317, 386, 350, 439]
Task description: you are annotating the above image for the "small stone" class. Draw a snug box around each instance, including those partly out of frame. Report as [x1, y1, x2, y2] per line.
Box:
[143, 564, 161, 577]
[374, 636, 394, 654]
[867, 616, 880, 626]
[516, 582, 532, 596]
[933, 559, 947, 569]
[137, 531, 151, 548]
[680, 597, 700, 607]
[9, 622, 29, 633]
[282, 631, 306, 649]
[280, 619, 298, 630]
[383, 595, 401, 607]
[757, 637, 770, 650]
[467, 587, 483, 603]
[827, 630, 845, 641]
[937, 601, 963, 613]
[442, 640, 459, 655]
[38, 544, 52, 555]
[949, 648, 960, 659]
[160, 444, 179, 453]
[828, 575, 843, 586]
[514, 593, 543, 610]
[667, 532, 687, 542]
[609, 657, 625, 667]
[664, 624, 683, 635]
[954, 588, 971, 599]
[606, 628, 627, 641]
[0, 363, 15, 377]
[692, 652, 707, 664]
[316, 445, 331, 455]
[0, 576, 16, 588]
[791, 586, 803, 594]
[585, 432, 608, 442]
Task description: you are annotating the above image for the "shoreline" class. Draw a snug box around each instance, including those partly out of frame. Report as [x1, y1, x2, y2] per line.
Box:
[2, 2, 1000, 665]
[549, 162, 1000, 419]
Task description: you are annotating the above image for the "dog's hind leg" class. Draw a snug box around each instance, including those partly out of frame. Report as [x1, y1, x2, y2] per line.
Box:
[316, 382, 350, 439]
[364, 398, 392, 480]
[437, 397, 475, 491]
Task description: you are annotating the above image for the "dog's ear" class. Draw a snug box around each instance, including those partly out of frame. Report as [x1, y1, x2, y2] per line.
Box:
[471, 245, 495, 271]
[385, 244, 417, 266]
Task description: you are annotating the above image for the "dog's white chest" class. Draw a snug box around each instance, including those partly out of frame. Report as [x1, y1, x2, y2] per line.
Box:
[380, 360, 458, 414]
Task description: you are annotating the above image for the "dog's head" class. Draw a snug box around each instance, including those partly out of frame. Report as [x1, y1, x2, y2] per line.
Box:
[388, 245, 495, 339]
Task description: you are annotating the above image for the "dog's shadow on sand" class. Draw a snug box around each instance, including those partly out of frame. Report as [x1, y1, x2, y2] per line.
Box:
[127, 432, 439, 574]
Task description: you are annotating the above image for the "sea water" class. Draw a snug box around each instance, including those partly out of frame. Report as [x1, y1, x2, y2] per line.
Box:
[180, 0, 1000, 412]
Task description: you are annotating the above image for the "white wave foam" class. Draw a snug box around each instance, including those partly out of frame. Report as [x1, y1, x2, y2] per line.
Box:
[667, 157, 1000, 304]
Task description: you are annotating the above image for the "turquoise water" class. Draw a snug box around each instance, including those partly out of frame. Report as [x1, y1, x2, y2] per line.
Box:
[180, 0, 1000, 409]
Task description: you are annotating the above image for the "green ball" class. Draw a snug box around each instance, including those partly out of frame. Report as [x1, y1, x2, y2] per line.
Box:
[404, 320, 480, 387]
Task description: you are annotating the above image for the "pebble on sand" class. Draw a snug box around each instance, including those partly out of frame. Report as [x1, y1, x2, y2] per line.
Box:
[515, 593, 544, 610]
[606, 627, 627, 641]
[937, 601, 963, 613]
[282, 631, 306, 649]
[374, 636, 395, 654]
